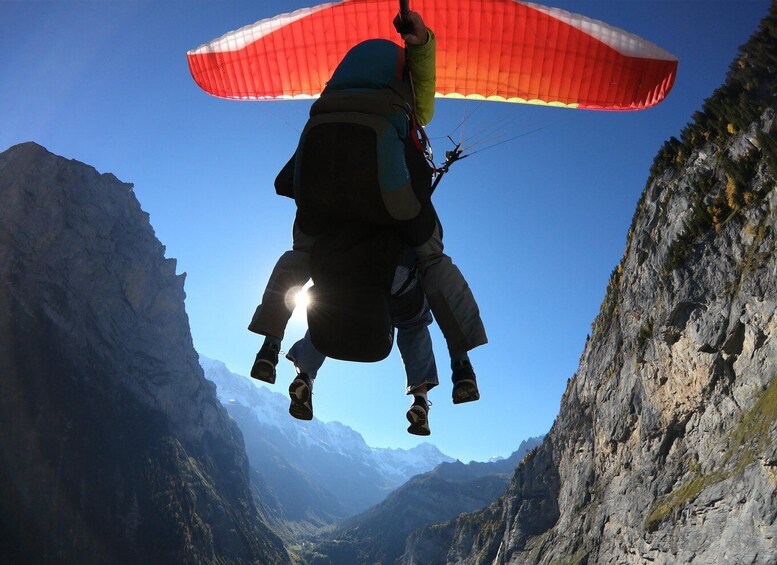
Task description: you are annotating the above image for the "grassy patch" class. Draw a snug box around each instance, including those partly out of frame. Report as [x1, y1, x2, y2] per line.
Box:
[739, 224, 773, 277]
[645, 376, 777, 531]
[564, 545, 592, 565]
[645, 474, 719, 530]
[758, 129, 777, 177]
[727, 374, 777, 466]
[662, 193, 715, 276]
[636, 318, 654, 362]
[591, 264, 623, 337]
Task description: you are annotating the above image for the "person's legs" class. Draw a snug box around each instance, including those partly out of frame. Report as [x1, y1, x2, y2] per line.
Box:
[248, 250, 310, 339]
[396, 307, 437, 435]
[249, 221, 316, 339]
[413, 224, 484, 401]
[406, 384, 430, 436]
[286, 330, 326, 379]
[396, 309, 438, 394]
[413, 224, 487, 356]
[249, 221, 316, 383]
[270, 331, 325, 421]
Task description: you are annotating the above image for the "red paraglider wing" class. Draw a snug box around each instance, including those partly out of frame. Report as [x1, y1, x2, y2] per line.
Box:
[187, 0, 678, 110]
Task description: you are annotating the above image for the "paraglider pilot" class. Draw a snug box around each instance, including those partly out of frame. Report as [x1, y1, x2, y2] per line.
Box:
[247, 9, 487, 433]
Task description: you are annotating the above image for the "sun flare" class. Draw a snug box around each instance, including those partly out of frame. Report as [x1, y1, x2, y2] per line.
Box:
[294, 287, 311, 310]
[285, 281, 314, 323]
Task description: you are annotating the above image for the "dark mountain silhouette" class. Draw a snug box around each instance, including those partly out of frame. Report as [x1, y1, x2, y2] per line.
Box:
[0, 143, 289, 564]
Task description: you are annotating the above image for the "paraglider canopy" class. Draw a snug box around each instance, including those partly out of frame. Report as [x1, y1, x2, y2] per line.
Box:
[187, 0, 678, 111]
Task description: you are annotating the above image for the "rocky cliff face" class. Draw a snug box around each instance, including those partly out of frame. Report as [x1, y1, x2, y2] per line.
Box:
[404, 6, 777, 565]
[0, 143, 289, 564]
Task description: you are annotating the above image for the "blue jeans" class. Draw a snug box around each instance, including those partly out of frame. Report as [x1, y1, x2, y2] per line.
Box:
[396, 307, 438, 393]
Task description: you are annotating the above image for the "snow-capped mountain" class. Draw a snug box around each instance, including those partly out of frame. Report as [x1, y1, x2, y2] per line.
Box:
[200, 356, 454, 528]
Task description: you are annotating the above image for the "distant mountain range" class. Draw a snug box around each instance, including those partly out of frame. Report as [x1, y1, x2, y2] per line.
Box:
[304, 437, 544, 565]
[200, 357, 456, 534]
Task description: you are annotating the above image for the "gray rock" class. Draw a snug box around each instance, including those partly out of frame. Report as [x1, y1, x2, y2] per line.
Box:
[402, 10, 777, 565]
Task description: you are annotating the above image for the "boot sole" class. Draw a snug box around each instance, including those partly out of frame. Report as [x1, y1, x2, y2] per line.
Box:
[289, 381, 313, 420]
[452, 379, 480, 404]
[406, 407, 431, 436]
[250, 359, 276, 384]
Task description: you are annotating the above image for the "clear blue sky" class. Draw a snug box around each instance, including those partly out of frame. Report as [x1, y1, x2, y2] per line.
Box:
[1, 0, 770, 463]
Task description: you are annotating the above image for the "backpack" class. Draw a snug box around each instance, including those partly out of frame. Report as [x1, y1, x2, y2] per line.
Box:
[275, 39, 434, 243]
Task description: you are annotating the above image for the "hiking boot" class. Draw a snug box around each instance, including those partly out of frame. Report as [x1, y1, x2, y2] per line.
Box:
[250, 341, 279, 384]
[452, 359, 480, 404]
[406, 396, 431, 436]
[288, 373, 313, 421]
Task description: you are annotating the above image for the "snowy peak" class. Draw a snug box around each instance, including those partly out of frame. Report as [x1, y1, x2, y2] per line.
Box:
[201, 356, 450, 468]
[200, 356, 454, 520]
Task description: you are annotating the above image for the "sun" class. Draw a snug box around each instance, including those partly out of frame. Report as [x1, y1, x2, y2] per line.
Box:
[294, 286, 311, 310]
[286, 282, 314, 324]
